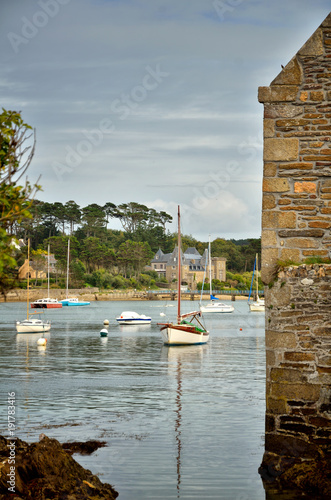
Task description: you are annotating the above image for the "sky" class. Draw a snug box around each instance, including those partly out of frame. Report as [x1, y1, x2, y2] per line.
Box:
[1, 0, 330, 242]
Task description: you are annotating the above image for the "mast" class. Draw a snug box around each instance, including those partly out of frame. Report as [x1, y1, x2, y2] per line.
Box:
[177, 205, 181, 324]
[208, 235, 212, 298]
[27, 239, 30, 320]
[47, 244, 50, 297]
[256, 253, 259, 300]
[66, 238, 70, 299]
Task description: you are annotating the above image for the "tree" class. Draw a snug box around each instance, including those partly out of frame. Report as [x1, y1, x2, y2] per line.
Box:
[64, 200, 81, 234]
[0, 109, 40, 296]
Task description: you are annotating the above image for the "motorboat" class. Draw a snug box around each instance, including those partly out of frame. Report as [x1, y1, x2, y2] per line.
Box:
[116, 311, 152, 325]
[200, 300, 234, 313]
[60, 297, 90, 306]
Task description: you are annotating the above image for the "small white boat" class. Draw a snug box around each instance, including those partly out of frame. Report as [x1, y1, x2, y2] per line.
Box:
[200, 300, 234, 313]
[248, 297, 265, 312]
[16, 239, 51, 333]
[116, 311, 152, 325]
[16, 317, 51, 333]
[200, 236, 234, 314]
[248, 253, 265, 312]
[60, 297, 90, 306]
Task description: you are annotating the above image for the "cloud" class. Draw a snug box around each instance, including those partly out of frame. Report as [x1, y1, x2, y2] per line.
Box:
[0, 0, 330, 240]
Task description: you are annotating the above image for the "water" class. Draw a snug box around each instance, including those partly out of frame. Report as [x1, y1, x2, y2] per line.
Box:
[1, 299, 267, 499]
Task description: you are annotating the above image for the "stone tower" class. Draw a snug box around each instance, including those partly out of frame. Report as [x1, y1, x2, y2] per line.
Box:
[258, 12, 331, 495]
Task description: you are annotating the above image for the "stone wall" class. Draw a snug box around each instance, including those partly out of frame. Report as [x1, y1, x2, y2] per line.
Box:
[258, 12, 331, 491]
[262, 264, 331, 474]
[258, 12, 331, 285]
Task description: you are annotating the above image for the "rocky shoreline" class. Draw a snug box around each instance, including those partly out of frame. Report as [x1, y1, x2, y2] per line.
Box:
[0, 434, 118, 499]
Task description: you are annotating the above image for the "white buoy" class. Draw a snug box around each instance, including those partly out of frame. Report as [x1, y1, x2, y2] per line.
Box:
[100, 328, 108, 337]
[37, 338, 47, 346]
[103, 319, 109, 325]
[160, 312, 166, 317]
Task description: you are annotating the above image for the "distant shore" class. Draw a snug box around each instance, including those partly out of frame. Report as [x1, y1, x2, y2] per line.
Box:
[0, 288, 248, 303]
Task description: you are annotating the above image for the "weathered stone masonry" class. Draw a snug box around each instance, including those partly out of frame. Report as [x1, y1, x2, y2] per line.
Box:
[258, 12, 331, 486]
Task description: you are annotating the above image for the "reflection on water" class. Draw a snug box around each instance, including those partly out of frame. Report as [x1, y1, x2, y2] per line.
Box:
[1, 300, 271, 499]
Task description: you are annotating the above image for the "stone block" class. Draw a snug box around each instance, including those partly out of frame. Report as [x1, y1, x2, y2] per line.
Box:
[278, 211, 297, 228]
[282, 238, 319, 249]
[266, 397, 288, 415]
[271, 57, 302, 86]
[280, 248, 301, 262]
[265, 330, 297, 349]
[298, 29, 324, 56]
[263, 194, 276, 210]
[278, 229, 324, 238]
[258, 85, 299, 103]
[262, 230, 277, 246]
[270, 367, 307, 383]
[271, 382, 321, 402]
[261, 248, 279, 283]
[294, 182, 317, 193]
[264, 138, 299, 161]
[264, 163, 277, 176]
[263, 178, 290, 192]
[264, 119, 275, 138]
[279, 162, 313, 170]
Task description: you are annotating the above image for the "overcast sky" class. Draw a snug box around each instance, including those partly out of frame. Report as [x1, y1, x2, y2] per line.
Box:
[1, 0, 330, 241]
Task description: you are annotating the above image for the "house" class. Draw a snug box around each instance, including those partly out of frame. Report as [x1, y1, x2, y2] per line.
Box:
[18, 253, 57, 280]
[150, 246, 226, 289]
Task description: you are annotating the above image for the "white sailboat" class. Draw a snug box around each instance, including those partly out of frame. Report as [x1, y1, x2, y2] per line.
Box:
[200, 236, 234, 314]
[60, 239, 90, 306]
[248, 253, 265, 312]
[16, 240, 51, 333]
[30, 244, 62, 309]
[158, 206, 209, 345]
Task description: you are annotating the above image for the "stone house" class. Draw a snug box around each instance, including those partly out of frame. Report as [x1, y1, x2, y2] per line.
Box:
[150, 246, 226, 289]
[18, 254, 57, 280]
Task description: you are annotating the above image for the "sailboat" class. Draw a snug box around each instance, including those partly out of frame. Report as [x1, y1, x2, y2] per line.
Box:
[30, 244, 62, 309]
[158, 206, 209, 345]
[60, 239, 90, 306]
[16, 240, 51, 333]
[200, 236, 234, 314]
[248, 253, 265, 312]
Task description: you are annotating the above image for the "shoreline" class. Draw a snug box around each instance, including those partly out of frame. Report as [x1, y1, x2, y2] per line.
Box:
[0, 288, 249, 303]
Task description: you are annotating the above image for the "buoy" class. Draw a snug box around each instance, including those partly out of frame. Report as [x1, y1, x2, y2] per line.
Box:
[100, 328, 108, 337]
[239, 328, 243, 331]
[103, 319, 109, 326]
[37, 338, 47, 346]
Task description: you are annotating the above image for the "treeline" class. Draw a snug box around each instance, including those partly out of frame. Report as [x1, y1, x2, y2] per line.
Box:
[12, 199, 261, 289]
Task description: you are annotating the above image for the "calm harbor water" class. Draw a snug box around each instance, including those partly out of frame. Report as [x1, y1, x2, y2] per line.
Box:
[1, 299, 271, 499]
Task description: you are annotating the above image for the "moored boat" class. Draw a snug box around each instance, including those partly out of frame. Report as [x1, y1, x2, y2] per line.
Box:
[16, 316, 51, 333]
[116, 311, 152, 325]
[60, 297, 90, 306]
[158, 206, 209, 346]
[31, 298, 62, 309]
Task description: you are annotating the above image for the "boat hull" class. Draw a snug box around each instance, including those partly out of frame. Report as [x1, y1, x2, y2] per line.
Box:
[116, 318, 151, 325]
[248, 302, 265, 312]
[31, 302, 62, 309]
[16, 321, 51, 333]
[60, 300, 90, 306]
[160, 324, 209, 345]
[200, 302, 234, 313]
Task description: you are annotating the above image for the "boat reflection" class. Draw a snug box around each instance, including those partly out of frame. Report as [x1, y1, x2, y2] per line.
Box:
[162, 344, 208, 498]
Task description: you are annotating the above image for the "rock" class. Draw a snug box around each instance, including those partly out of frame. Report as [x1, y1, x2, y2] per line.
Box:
[0, 435, 118, 499]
